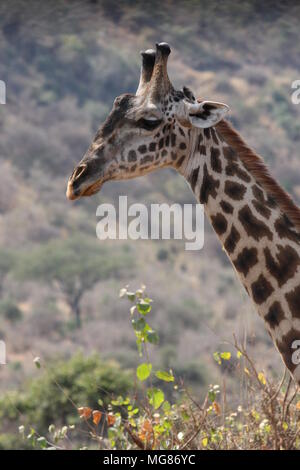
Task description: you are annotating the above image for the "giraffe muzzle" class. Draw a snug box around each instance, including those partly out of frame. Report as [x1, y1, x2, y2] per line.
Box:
[66, 163, 104, 200]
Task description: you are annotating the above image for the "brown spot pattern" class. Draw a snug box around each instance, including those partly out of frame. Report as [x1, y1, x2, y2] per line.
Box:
[224, 225, 241, 254]
[138, 145, 147, 154]
[225, 181, 247, 201]
[199, 164, 220, 204]
[210, 147, 222, 173]
[211, 213, 228, 236]
[252, 200, 271, 219]
[220, 200, 234, 214]
[251, 274, 274, 305]
[264, 245, 300, 288]
[199, 145, 206, 155]
[211, 128, 219, 146]
[233, 247, 258, 276]
[285, 285, 300, 319]
[223, 146, 238, 162]
[275, 215, 300, 244]
[189, 167, 199, 192]
[265, 301, 285, 328]
[238, 205, 273, 241]
[225, 162, 251, 183]
[128, 150, 137, 162]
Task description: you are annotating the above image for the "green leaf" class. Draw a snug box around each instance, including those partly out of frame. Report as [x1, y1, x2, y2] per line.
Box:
[147, 330, 159, 344]
[148, 388, 164, 409]
[37, 436, 47, 449]
[131, 318, 146, 331]
[155, 370, 174, 382]
[162, 401, 171, 412]
[136, 363, 152, 381]
[137, 300, 152, 315]
[213, 352, 221, 365]
[202, 437, 208, 447]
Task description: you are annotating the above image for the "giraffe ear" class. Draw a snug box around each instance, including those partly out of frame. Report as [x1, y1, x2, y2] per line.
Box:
[184, 100, 229, 128]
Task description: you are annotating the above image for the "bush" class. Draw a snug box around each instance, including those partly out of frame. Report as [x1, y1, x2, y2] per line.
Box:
[0, 353, 132, 448]
[0, 299, 22, 322]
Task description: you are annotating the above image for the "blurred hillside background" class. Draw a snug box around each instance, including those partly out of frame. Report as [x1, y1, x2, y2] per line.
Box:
[0, 0, 300, 448]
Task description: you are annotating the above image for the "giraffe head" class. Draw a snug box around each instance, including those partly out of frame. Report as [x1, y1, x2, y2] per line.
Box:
[66, 43, 229, 200]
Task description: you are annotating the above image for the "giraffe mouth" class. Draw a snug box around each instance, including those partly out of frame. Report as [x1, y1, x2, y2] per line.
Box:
[66, 178, 104, 200]
[82, 179, 103, 197]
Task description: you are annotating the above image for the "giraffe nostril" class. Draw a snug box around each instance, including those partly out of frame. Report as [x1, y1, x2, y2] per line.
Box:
[72, 164, 87, 181]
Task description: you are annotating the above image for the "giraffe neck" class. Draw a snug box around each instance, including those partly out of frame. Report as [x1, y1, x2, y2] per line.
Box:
[181, 125, 300, 384]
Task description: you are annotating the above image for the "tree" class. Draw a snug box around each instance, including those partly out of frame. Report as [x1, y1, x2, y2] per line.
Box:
[14, 235, 134, 327]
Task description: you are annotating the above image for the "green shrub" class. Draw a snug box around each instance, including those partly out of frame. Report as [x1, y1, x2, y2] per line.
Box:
[0, 299, 22, 322]
[0, 353, 132, 448]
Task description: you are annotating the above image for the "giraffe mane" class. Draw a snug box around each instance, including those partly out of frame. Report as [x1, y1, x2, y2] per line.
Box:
[215, 119, 300, 232]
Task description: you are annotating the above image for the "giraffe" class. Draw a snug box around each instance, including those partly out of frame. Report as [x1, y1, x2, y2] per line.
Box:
[67, 43, 300, 385]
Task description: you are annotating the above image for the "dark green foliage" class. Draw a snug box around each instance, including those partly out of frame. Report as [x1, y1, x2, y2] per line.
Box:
[0, 299, 22, 322]
[0, 353, 131, 445]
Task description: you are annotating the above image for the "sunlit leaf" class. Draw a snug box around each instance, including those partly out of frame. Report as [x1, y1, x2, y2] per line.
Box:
[220, 352, 231, 361]
[202, 437, 208, 447]
[137, 300, 151, 315]
[155, 370, 174, 382]
[213, 352, 221, 365]
[148, 388, 164, 410]
[258, 372, 266, 385]
[37, 436, 47, 448]
[137, 363, 152, 381]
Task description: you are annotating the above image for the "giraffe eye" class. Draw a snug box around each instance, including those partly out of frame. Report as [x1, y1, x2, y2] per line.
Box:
[137, 118, 162, 131]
